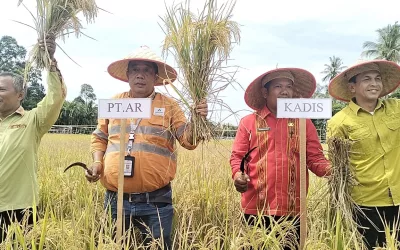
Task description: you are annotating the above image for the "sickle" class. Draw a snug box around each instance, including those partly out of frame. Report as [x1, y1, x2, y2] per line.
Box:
[240, 146, 258, 174]
[64, 162, 93, 175]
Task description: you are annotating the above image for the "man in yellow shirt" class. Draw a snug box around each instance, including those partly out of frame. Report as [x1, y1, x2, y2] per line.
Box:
[327, 60, 400, 249]
[0, 39, 66, 243]
[86, 46, 208, 249]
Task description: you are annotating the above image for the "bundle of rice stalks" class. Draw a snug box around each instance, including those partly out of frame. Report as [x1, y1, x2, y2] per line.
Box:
[327, 137, 365, 249]
[17, 0, 99, 72]
[161, 0, 240, 144]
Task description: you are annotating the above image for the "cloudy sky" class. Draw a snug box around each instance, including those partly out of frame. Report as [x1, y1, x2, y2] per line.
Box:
[1, 0, 399, 124]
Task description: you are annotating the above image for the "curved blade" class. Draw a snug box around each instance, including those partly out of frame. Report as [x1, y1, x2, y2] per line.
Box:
[240, 146, 258, 173]
[64, 162, 89, 173]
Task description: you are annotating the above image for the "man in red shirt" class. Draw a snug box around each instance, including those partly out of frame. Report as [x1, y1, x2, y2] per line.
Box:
[230, 68, 330, 249]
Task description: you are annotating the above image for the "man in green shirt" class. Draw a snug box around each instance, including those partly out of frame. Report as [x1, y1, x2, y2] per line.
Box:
[0, 39, 66, 243]
[327, 60, 400, 249]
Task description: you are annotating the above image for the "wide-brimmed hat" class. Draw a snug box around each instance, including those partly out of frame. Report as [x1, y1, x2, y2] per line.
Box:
[329, 60, 400, 102]
[244, 68, 316, 110]
[107, 45, 177, 85]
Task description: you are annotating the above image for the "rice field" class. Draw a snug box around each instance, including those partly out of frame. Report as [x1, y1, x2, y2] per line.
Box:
[0, 134, 395, 249]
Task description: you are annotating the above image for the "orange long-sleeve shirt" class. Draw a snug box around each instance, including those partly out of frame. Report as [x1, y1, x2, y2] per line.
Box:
[230, 106, 330, 216]
[91, 92, 196, 193]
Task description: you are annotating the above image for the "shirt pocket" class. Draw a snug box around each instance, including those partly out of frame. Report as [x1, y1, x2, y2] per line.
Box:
[148, 115, 169, 128]
[348, 124, 373, 156]
[382, 112, 400, 150]
[147, 116, 174, 146]
[383, 113, 400, 130]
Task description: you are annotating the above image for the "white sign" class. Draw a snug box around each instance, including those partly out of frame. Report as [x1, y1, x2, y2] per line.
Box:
[98, 98, 152, 119]
[277, 98, 332, 119]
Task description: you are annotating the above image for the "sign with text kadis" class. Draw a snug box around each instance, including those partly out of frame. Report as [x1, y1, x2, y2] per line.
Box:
[277, 98, 332, 119]
[98, 98, 152, 119]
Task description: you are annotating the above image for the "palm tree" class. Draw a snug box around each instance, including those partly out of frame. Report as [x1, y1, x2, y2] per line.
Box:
[321, 56, 347, 82]
[320, 56, 347, 116]
[362, 22, 400, 63]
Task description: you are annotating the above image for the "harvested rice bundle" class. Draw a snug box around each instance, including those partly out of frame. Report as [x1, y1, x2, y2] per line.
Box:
[161, 0, 240, 144]
[327, 137, 365, 249]
[17, 0, 98, 76]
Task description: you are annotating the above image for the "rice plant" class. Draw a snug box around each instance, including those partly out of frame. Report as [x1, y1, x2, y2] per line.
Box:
[160, 0, 241, 144]
[326, 137, 366, 249]
[16, 0, 99, 81]
[2, 134, 396, 249]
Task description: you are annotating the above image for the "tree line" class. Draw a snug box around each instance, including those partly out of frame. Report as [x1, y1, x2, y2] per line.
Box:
[0, 35, 98, 125]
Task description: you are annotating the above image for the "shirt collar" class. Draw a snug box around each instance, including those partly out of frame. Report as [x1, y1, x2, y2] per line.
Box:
[348, 99, 361, 115]
[0, 106, 24, 122]
[127, 89, 157, 99]
[258, 105, 273, 118]
[148, 90, 156, 100]
[15, 106, 25, 116]
[349, 98, 384, 115]
[375, 99, 384, 110]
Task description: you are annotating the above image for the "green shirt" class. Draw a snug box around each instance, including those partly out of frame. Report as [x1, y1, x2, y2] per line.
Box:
[327, 98, 400, 206]
[0, 71, 66, 212]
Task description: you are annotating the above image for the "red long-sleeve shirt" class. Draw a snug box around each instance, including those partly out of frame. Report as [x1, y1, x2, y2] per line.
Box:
[230, 106, 330, 216]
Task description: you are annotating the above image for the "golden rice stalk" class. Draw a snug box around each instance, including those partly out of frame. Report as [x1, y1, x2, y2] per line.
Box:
[327, 137, 365, 248]
[17, 0, 98, 74]
[161, 0, 240, 144]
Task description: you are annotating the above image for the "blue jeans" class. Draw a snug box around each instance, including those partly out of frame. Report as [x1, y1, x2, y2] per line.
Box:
[104, 189, 174, 249]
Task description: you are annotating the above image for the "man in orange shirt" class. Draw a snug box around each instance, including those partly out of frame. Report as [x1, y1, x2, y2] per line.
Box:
[86, 46, 207, 249]
[230, 68, 330, 249]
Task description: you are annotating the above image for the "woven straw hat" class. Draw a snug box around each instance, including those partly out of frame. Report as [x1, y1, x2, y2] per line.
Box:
[329, 60, 400, 102]
[244, 68, 316, 110]
[107, 45, 177, 85]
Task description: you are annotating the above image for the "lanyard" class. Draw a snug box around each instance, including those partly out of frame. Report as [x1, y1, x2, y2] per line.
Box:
[125, 91, 157, 155]
[126, 118, 142, 155]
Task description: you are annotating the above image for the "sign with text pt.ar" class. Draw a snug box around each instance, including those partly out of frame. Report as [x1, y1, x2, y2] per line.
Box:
[276, 98, 332, 119]
[98, 98, 152, 119]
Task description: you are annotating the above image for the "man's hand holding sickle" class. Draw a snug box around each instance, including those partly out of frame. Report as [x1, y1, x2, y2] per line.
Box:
[234, 146, 257, 193]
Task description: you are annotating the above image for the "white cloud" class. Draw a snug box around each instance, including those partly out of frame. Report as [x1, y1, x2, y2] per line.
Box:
[234, 0, 400, 24]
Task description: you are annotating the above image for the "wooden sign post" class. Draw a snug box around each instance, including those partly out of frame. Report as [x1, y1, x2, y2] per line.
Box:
[299, 118, 307, 250]
[98, 98, 152, 244]
[117, 119, 126, 243]
[277, 98, 332, 250]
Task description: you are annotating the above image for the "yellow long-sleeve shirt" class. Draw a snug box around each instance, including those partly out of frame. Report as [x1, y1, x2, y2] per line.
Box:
[327, 98, 400, 206]
[0, 71, 66, 212]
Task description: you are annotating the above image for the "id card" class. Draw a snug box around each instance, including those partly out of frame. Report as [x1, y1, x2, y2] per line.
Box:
[124, 155, 135, 177]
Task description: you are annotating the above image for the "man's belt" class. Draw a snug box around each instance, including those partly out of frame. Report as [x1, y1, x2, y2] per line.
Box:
[109, 183, 172, 203]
